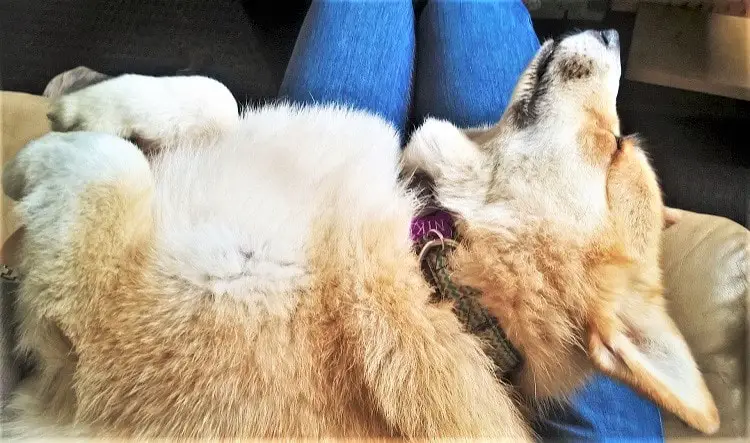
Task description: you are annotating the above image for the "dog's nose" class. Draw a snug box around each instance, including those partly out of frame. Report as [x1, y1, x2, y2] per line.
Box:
[599, 29, 619, 48]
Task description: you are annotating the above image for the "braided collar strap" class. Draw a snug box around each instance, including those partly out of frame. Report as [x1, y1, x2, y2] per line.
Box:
[1, 264, 18, 282]
[413, 211, 523, 381]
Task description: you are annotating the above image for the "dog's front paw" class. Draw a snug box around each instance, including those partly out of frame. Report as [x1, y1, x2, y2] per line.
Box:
[2, 132, 143, 201]
[46, 74, 238, 148]
[3, 133, 86, 200]
[2, 157, 26, 201]
[47, 84, 127, 135]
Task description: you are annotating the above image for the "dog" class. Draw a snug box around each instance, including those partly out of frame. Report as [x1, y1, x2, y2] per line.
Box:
[1, 29, 718, 438]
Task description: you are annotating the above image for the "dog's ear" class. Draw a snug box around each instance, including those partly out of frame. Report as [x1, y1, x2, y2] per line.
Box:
[587, 302, 719, 435]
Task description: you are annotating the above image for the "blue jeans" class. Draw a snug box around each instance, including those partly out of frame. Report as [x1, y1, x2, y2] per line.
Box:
[279, 1, 664, 441]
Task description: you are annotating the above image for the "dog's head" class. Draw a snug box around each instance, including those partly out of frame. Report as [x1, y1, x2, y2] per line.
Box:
[403, 30, 718, 434]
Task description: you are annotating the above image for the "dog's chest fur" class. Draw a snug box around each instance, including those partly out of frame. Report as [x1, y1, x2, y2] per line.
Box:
[148, 104, 413, 303]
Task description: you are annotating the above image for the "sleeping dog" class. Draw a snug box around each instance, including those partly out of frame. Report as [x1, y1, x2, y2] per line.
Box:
[2, 30, 718, 438]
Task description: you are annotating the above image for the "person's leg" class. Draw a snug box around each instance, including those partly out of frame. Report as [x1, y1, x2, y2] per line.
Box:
[279, 0, 414, 134]
[415, 1, 664, 441]
[413, 0, 538, 127]
[533, 375, 663, 441]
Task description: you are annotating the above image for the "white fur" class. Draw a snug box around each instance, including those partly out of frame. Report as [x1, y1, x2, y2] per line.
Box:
[405, 32, 621, 239]
[557, 31, 622, 97]
[404, 116, 608, 237]
[48, 74, 239, 146]
[2, 132, 152, 438]
[12, 75, 407, 309]
[2, 76, 413, 438]
[4, 132, 151, 241]
[149, 102, 406, 303]
[3, 30, 718, 438]
[495, 119, 609, 232]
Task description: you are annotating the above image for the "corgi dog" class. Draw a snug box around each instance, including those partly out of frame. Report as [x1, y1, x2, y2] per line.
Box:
[1, 29, 718, 438]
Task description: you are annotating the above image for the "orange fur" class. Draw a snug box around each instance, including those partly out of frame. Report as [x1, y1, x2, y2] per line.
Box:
[3, 30, 718, 438]
[404, 31, 718, 434]
[9, 184, 529, 438]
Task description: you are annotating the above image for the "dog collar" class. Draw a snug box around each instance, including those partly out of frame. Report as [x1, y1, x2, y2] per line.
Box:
[412, 210, 523, 381]
[0, 264, 19, 282]
[411, 210, 455, 243]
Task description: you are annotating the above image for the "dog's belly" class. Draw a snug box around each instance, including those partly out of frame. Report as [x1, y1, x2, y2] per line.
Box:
[148, 104, 408, 303]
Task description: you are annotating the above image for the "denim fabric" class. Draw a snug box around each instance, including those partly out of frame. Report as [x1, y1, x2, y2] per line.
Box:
[414, 0, 541, 127]
[279, 0, 415, 133]
[535, 374, 664, 442]
[278, 1, 664, 441]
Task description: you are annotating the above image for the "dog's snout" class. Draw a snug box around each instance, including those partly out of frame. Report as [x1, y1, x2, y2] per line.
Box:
[598, 29, 619, 48]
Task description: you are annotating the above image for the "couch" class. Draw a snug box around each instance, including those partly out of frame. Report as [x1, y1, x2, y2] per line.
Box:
[1, 85, 748, 441]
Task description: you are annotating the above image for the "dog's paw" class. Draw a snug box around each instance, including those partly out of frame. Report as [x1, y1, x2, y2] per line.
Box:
[3, 132, 94, 200]
[43, 66, 111, 99]
[46, 76, 141, 136]
[2, 133, 69, 200]
[47, 94, 108, 133]
[46, 74, 238, 148]
[2, 132, 146, 201]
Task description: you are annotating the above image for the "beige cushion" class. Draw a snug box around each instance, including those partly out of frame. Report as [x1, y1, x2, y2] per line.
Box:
[662, 210, 749, 440]
[1, 92, 50, 247]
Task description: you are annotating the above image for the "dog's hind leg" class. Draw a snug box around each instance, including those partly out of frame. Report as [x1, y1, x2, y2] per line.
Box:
[46, 74, 239, 151]
[2, 131, 153, 437]
[3, 131, 154, 322]
[356, 286, 532, 439]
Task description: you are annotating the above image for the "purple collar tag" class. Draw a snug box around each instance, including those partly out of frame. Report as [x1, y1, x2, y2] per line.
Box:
[410, 210, 455, 243]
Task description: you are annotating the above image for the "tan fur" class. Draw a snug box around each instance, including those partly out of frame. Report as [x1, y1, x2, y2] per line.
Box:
[8, 174, 527, 438]
[3, 30, 718, 438]
[403, 31, 718, 433]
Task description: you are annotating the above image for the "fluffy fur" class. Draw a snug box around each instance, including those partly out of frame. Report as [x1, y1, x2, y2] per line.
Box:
[1, 30, 718, 438]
